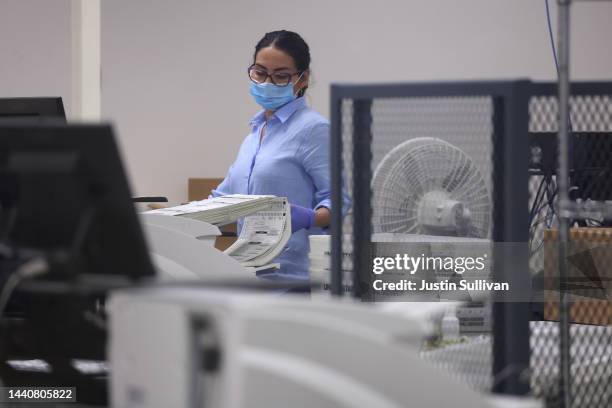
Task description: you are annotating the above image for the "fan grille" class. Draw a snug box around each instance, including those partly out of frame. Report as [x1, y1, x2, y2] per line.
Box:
[372, 137, 490, 238]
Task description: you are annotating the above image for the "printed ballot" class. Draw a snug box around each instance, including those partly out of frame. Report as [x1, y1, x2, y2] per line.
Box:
[145, 195, 290, 269]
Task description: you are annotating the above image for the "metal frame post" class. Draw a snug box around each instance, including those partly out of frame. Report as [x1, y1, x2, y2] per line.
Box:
[557, 1, 572, 407]
[491, 82, 532, 396]
[330, 86, 344, 296]
[351, 99, 373, 299]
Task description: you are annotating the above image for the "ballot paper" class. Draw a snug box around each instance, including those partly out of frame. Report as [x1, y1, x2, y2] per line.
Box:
[146, 194, 277, 226]
[145, 195, 291, 268]
[223, 198, 291, 267]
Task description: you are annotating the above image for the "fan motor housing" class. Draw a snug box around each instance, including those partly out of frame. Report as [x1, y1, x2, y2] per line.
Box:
[417, 191, 471, 236]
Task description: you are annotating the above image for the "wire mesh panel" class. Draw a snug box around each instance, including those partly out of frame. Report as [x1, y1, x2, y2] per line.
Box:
[330, 81, 531, 398]
[528, 83, 612, 408]
[371, 98, 493, 238]
[339, 99, 355, 294]
[330, 80, 612, 406]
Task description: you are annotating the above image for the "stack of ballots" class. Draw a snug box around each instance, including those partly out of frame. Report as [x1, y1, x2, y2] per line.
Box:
[310, 233, 492, 332]
[308, 235, 354, 296]
[145, 194, 291, 271]
[309, 234, 434, 298]
[309, 233, 476, 297]
[146, 194, 277, 226]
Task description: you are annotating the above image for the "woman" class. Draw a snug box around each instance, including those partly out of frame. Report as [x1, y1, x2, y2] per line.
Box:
[212, 30, 347, 280]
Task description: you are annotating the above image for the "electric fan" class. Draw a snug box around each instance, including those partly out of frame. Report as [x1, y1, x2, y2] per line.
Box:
[371, 137, 492, 333]
[372, 137, 490, 238]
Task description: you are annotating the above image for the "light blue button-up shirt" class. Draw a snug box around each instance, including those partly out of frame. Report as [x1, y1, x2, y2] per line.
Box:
[212, 96, 348, 279]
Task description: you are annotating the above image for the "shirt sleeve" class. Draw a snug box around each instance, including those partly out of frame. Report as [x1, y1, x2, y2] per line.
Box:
[299, 122, 351, 216]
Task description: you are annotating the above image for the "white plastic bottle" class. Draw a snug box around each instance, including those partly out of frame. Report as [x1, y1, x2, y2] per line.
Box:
[441, 307, 460, 340]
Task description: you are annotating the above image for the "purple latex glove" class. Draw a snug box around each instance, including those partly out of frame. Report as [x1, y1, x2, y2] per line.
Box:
[290, 204, 316, 233]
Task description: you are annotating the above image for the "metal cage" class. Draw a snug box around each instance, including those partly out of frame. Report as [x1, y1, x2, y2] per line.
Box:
[329, 80, 612, 406]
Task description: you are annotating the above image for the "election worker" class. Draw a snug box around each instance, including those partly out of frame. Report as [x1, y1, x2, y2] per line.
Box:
[212, 29, 349, 279]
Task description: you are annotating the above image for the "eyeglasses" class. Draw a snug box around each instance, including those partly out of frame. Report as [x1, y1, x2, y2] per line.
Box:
[248, 65, 302, 87]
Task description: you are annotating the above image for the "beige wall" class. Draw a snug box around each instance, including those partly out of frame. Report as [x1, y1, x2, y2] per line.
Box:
[0, 0, 72, 116]
[2, 1, 612, 203]
[101, 0, 612, 203]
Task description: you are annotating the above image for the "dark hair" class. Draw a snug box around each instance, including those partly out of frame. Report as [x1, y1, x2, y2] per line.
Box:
[254, 30, 310, 97]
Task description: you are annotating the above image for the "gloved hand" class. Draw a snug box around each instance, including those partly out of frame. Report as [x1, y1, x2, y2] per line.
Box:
[290, 204, 316, 233]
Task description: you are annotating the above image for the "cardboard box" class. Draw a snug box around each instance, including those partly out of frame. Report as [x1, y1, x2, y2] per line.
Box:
[544, 228, 612, 325]
[188, 177, 223, 201]
[188, 177, 237, 251]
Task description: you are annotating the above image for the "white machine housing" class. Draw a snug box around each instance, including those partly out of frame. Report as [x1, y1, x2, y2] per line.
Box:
[108, 287, 539, 408]
[140, 213, 257, 282]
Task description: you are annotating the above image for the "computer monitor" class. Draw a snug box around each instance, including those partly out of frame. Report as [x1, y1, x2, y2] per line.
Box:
[0, 123, 154, 404]
[529, 131, 612, 201]
[0, 97, 66, 121]
[0, 122, 154, 282]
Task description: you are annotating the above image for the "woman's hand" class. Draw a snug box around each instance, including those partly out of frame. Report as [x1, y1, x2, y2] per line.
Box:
[313, 206, 331, 229]
[290, 204, 315, 233]
[290, 204, 331, 232]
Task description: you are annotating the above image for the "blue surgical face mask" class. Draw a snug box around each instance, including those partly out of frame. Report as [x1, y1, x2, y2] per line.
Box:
[249, 75, 303, 111]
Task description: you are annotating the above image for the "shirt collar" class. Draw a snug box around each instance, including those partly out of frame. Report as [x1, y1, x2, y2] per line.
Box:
[249, 96, 306, 128]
